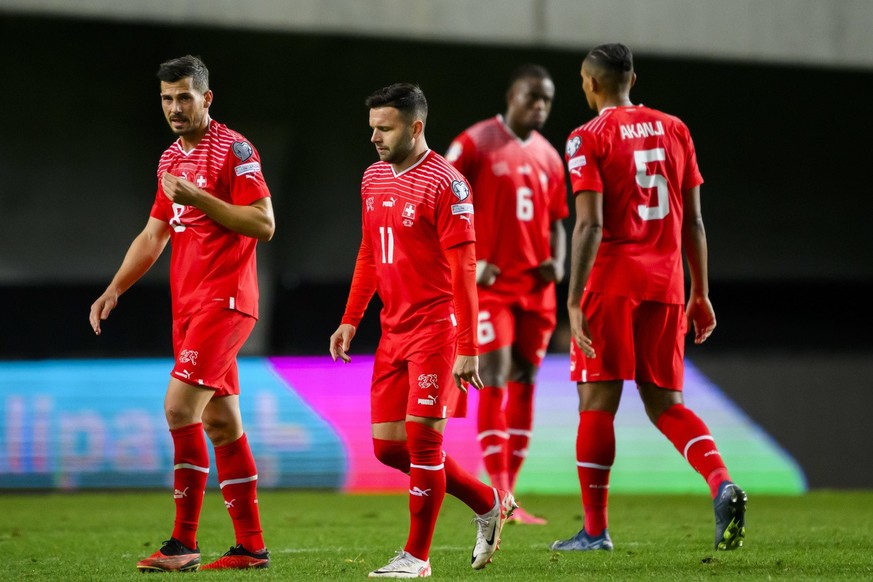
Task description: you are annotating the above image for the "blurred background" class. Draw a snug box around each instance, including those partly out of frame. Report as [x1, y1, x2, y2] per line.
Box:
[1, 0, 871, 489]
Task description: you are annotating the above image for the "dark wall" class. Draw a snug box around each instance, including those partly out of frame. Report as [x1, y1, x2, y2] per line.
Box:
[2, 15, 872, 488]
[2, 14, 872, 356]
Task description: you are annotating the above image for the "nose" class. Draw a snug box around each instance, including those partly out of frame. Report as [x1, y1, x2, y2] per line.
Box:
[370, 129, 381, 143]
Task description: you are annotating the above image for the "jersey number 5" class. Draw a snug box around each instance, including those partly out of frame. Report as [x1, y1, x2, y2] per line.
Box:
[634, 148, 669, 221]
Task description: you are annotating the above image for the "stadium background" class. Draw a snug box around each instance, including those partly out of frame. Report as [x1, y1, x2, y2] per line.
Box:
[1, 1, 871, 491]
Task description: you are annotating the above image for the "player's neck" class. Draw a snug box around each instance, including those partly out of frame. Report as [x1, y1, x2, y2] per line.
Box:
[598, 95, 633, 112]
[502, 115, 532, 141]
[179, 116, 212, 153]
[392, 140, 429, 174]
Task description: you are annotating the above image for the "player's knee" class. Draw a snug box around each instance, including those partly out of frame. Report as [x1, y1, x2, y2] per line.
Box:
[373, 439, 410, 472]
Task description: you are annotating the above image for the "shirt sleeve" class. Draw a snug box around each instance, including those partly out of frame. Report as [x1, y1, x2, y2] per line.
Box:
[226, 139, 271, 206]
[435, 177, 476, 250]
[445, 241, 478, 355]
[680, 124, 704, 191]
[445, 132, 477, 179]
[341, 231, 377, 327]
[548, 155, 570, 221]
[565, 129, 603, 195]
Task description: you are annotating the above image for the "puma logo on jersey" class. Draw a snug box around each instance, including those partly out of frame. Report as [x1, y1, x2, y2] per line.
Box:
[409, 487, 431, 497]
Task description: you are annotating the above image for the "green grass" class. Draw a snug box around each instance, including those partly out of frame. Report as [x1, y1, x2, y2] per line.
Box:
[3, 490, 873, 580]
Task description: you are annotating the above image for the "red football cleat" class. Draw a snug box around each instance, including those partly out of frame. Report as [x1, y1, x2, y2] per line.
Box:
[136, 538, 201, 572]
[201, 544, 271, 570]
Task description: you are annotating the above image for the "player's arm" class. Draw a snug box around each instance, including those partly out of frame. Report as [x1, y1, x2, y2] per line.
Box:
[89, 217, 171, 335]
[538, 218, 567, 283]
[445, 241, 484, 391]
[681, 185, 716, 344]
[566, 190, 601, 357]
[330, 235, 378, 363]
[160, 172, 275, 241]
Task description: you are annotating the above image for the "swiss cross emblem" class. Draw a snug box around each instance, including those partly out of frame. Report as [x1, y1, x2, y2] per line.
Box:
[402, 202, 416, 219]
[196, 175, 207, 187]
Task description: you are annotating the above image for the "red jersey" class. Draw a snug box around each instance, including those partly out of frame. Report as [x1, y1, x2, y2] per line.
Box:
[359, 150, 476, 335]
[565, 105, 703, 304]
[150, 119, 271, 319]
[447, 116, 568, 296]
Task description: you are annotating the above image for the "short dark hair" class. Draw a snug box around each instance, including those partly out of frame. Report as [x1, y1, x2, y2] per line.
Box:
[157, 55, 209, 94]
[508, 63, 551, 88]
[585, 43, 634, 79]
[365, 83, 428, 124]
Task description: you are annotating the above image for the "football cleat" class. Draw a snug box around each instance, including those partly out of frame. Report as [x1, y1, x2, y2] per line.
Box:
[136, 538, 201, 572]
[714, 481, 747, 550]
[368, 550, 431, 578]
[506, 506, 548, 525]
[201, 544, 271, 570]
[550, 528, 614, 551]
[470, 488, 517, 569]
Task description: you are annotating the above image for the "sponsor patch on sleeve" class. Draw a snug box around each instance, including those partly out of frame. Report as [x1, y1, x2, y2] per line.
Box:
[451, 203, 474, 215]
[234, 162, 261, 176]
[568, 155, 587, 171]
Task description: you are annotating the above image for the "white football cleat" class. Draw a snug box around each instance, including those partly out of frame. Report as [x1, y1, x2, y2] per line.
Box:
[368, 550, 431, 578]
[471, 488, 517, 569]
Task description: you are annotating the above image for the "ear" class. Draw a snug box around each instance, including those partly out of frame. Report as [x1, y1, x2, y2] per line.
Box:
[203, 89, 214, 109]
[629, 73, 637, 89]
[411, 119, 424, 139]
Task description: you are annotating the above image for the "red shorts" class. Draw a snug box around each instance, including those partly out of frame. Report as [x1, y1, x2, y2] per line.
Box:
[171, 307, 256, 396]
[569, 291, 686, 389]
[477, 285, 556, 366]
[370, 320, 467, 423]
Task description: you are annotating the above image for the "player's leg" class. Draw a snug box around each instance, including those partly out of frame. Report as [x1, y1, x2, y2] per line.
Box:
[477, 346, 511, 491]
[174, 308, 268, 570]
[137, 377, 213, 572]
[201, 395, 270, 569]
[636, 301, 746, 550]
[503, 298, 555, 524]
[476, 300, 514, 491]
[552, 291, 632, 551]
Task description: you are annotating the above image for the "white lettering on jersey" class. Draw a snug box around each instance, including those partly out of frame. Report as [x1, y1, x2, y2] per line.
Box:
[451, 203, 474, 215]
[568, 156, 587, 176]
[620, 121, 665, 140]
[169, 203, 189, 232]
[234, 161, 261, 176]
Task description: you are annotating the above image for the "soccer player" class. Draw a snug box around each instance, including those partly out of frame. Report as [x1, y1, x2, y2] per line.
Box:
[89, 55, 275, 572]
[446, 64, 568, 525]
[552, 43, 747, 552]
[329, 83, 517, 578]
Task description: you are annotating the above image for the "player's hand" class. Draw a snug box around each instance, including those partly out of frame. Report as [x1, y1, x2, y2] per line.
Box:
[475, 261, 501, 287]
[537, 257, 565, 284]
[452, 354, 484, 393]
[686, 295, 716, 344]
[161, 172, 202, 206]
[568, 303, 595, 358]
[89, 290, 119, 336]
[329, 323, 357, 363]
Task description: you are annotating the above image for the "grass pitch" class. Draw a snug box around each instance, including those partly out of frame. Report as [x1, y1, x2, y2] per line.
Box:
[3, 490, 873, 580]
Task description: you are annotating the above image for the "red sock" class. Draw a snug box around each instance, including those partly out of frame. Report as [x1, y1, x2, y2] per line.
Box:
[656, 404, 731, 498]
[477, 386, 509, 490]
[214, 433, 265, 552]
[506, 381, 534, 491]
[170, 423, 209, 549]
[404, 422, 446, 561]
[576, 411, 615, 536]
[372, 437, 493, 515]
